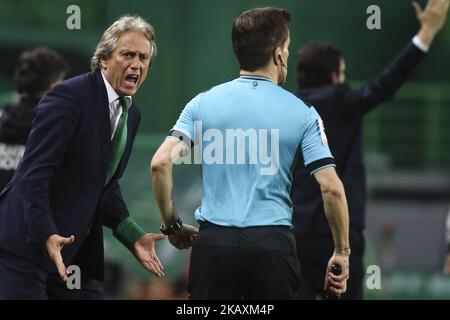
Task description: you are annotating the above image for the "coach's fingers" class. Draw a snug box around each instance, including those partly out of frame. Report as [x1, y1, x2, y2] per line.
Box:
[152, 253, 164, 272]
[60, 235, 75, 248]
[142, 260, 164, 277]
[45, 234, 75, 282]
[50, 251, 68, 282]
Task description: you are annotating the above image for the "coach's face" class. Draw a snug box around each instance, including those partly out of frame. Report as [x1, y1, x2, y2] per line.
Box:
[101, 31, 152, 97]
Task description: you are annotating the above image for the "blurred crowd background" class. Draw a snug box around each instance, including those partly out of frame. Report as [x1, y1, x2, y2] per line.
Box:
[0, 0, 449, 299]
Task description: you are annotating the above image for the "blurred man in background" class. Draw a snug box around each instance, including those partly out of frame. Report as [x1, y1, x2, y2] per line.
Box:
[151, 7, 350, 299]
[291, 0, 449, 299]
[0, 47, 68, 190]
[0, 16, 165, 300]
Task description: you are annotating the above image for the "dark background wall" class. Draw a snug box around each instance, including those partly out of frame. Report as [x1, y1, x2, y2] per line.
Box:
[1, 0, 449, 169]
[0, 1, 447, 126]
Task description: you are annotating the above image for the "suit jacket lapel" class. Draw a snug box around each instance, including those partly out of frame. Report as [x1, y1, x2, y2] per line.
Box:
[92, 70, 112, 176]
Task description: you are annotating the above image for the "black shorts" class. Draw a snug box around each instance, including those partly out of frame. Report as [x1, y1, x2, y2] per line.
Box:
[188, 221, 301, 300]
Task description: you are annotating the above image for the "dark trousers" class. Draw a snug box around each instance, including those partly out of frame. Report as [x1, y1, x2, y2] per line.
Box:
[296, 227, 365, 300]
[0, 249, 103, 300]
[188, 221, 301, 300]
[46, 274, 103, 300]
[0, 249, 47, 300]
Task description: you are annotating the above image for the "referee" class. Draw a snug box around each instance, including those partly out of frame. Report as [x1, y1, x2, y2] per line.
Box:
[151, 7, 350, 299]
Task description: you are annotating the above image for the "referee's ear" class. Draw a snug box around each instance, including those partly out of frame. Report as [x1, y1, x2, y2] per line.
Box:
[273, 46, 283, 67]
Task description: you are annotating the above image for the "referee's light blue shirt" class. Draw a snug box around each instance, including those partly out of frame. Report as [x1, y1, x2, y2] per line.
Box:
[170, 76, 335, 228]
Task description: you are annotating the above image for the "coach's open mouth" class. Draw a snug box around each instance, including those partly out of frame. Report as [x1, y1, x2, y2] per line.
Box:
[125, 74, 139, 86]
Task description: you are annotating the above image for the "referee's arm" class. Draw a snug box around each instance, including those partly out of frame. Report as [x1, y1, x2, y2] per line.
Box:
[150, 137, 198, 249]
[313, 166, 351, 295]
[151, 138, 185, 226]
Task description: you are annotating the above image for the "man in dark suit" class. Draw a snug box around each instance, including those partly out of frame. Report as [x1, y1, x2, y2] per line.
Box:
[291, 0, 449, 299]
[0, 16, 165, 300]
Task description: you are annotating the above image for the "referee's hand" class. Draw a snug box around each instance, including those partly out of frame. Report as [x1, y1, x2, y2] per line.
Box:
[324, 252, 350, 296]
[169, 224, 198, 250]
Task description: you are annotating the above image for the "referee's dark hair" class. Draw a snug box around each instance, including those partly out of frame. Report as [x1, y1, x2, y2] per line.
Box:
[14, 47, 69, 99]
[296, 42, 343, 88]
[232, 7, 291, 72]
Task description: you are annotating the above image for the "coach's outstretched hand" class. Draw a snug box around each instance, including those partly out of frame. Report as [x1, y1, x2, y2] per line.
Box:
[413, 0, 449, 46]
[45, 234, 75, 282]
[169, 224, 198, 250]
[134, 233, 166, 277]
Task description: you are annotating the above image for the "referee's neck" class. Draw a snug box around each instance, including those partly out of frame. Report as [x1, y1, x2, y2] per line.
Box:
[239, 68, 277, 84]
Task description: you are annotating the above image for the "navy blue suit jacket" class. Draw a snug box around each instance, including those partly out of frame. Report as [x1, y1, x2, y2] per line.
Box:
[0, 70, 141, 280]
[291, 42, 426, 237]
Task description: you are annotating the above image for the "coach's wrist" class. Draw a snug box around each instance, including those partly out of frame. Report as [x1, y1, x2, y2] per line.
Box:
[114, 217, 146, 251]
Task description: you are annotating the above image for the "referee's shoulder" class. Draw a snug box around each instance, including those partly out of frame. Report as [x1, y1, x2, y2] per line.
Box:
[275, 85, 311, 110]
[207, 79, 237, 92]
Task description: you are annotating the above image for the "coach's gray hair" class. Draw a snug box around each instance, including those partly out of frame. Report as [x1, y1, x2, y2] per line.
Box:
[90, 15, 157, 71]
